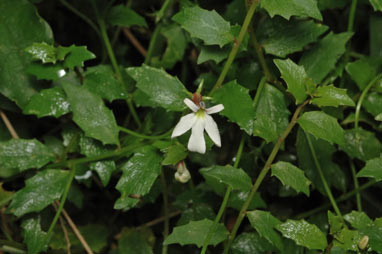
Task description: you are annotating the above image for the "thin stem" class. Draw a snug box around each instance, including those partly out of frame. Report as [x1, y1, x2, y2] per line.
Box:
[156, 0, 173, 23]
[136, 210, 182, 230]
[209, 0, 259, 95]
[0, 110, 19, 139]
[46, 168, 76, 244]
[53, 203, 71, 254]
[253, 77, 266, 111]
[144, 24, 162, 65]
[223, 100, 309, 254]
[118, 126, 171, 140]
[160, 168, 169, 254]
[347, 0, 358, 32]
[248, 29, 272, 82]
[350, 160, 362, 211]
[122, 28, 147, 57]
[355, 74, 382, 129]
[200, 135, 246, 254]
[305, 132, 343, 221]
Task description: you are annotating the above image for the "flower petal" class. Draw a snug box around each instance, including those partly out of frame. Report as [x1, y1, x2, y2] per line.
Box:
[188, 118, 206, 154]
[184, 98, 199, 112]
[204, 114, 221, 147]
[171, 113, 196, 138]
[205, 104, 224, 114]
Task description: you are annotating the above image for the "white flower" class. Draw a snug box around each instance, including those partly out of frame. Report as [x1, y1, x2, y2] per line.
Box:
[171, 98, 224, 154]
[174, 161, 191, 183]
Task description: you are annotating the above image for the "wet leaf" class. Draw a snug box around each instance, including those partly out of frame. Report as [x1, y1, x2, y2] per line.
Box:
[25, 42, 57, 64]
[344, 211, 373, 229]
[311, 85, 355, 107]
[22, 217, 48, 254]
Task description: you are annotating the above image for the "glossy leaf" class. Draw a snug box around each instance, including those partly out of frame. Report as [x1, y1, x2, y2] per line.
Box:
[357, 157, 382, 181]
[8, 169, 70, 217]
[26, 62, 66, 81]
[299, 32, 353, 83]
[107, 5, 147, 28]
[273, 58, 309, 104]
[260, 0, 322, 20]
[231, 232, 277, 254]
[161, 143, 188, 166]
[212, 81, 255, 135]
[346, 57, 381, 90]
[344, 211, 373, 229]
[0, 0, 53, 108]
[119, 229, 153, 254]
[228, 191, 266, 211]
[172, 5, 234, 47]
[271, 161, 311, 196]
[62, 82, 119, 145]
[298, 111, 345, 146]
[127, 65, 189, 112]
[247, 210, 283, 250]
[200, 165, 252, 191]
[115, 148, 162, 210]
[22, 217, 48, 254]
[23, 87, 70, 118]
[370, 0, 382, 11]
[276, 219, 327, 250]
[311, 85, 355, 107]
[0, 139, 55, 171]
[164, 219, 229, 247]
[258, 18, 328, 57]
[25, 42, 57, 64]
[363, 92, 382, 117]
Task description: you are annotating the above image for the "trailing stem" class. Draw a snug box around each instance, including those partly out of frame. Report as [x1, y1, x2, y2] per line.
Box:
[160, 168, 169, 254]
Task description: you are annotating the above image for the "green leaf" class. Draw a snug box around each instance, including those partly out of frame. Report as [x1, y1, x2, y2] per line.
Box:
[23, 87, 70, 118]
[346, 57, 381, 90]
[0, 0, 53, 108]
[62, 82, 119, 145]
[376, 113, 382, 121]
[298, 111, 345, 146]
[231, 232, 277, 254]
[197, 46, 230, 64]
[340, 128, 382, 161]
[107, 5, 147, 28]
[212, 81, 255, 135]
[79, 224, 108, 252]
[260, 0, 322, 20]
[360, 224, 382, 251]
[0, 139, 55, 171]
[63, 46, 95, 69]
[115, 147, 162, 210]
[299, 32, 353, 83]
[363, 92, 382, 117]
[258, 17, 328, 57]
[370, 16, 382, 57]
[83, 65, 128, 102]
[247, 210, 283, 250]
[328, 211, 344, 235]
[127, 65, 189, 112]
[357, 157, 382, 181]
[253, 84, 290, 142]
[200, 165, 252, 191]
[370, 0, 382, 11]
[164, 219, 229, 247]
[26, 62, 66, 81]
[25, 42, 57, 64]
[276, 219, 327, 250]
[161, 143, 188, 166]
[228, 191, 266, 211]
[311, 85, 355, 107]
[273, 58, 310, 104]
[119, 229, 153, 254]
[271, 161, 311, 196]
[9, 169, 70, 217]
[344, 211, 373, 229]
[172, 6, 234, 47]
[176, 204, 216, 226]
[22, 217, 48, 254]
[333, 228, 363, 251]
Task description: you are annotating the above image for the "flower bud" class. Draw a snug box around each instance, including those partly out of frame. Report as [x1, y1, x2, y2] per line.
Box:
[175, 161, 191, 183]
[358, 235, 369, 250]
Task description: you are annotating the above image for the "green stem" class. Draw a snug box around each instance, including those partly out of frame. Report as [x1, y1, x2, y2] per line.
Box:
[200, 135, 245, 254]
[347, 0, 358, 32]
[355, 74, 382, 129]
[305, 132, 343, 221]
[350, 160, 362, 211]
[160, 168, 169, 254]
[46, 168, 76, 242]
[253, 77, 266, 111]
[0, 195, 13, 209]
[156, 0, 173, 23]
[223, 100, 309, 254]
[209, 0, 259, 95]
[118, 126, 171, 140]
[144, 24, 162, 65]
[248, 29, 272, 82]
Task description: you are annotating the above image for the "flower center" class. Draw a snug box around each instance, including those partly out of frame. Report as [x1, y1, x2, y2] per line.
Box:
[195, 109, 205, 118]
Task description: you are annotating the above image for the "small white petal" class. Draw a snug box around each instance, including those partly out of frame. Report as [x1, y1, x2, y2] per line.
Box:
[188, 118, 206, 154]
[205, 104, 224, 114]
[184, 98, 199, 112]
[171, 113, 196, 138]
[204, 114, 221, 147]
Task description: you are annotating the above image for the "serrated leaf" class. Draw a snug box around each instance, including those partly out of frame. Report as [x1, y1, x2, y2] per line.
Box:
[25, 42, 57, 64]
[212, 81, 255, 134]
[200, 165, 252, 191]
[346, 57, 381, 90]
[252, 114, 278, 143]
[333, 228, 363, 251]
[22, 217, 48, 254]
[247, 210, 283, 250]
[63, 46, 95, 69]
[115, 148, 162, 210]
[119, 229, 153, 254]
[258, 17, 328, 57]
[363, 92, 382, 117]
[127, 65, 189, 111]
[164, 219, 229, 247]
[231, 232, 277, 254]
[107, 5, 147, 28]
[298, 111, 345, 146]
[0, 139, 55, 171]
[23, 87, 70, 118]
[161, 143, 188, 165]
[172, 5, 234, 47]
[344, 211, 373, 229]
[176, 204, 216, 226]
[357, 157, 382, 181]
[83, 65, 128, 102]
[261, 0, 322, 20]
[370, 0, 382, 11]
[271, 161, 311, 196]
[8, 169, 70, 217]
[328, 211, 344, 235]
[274, 58, 309, 104]
[0, 0, 53, 108]
[340, 128, 382, 161]
[300, 32, 353, 83]
[276, 219, 327, 250]
[26, 62, 66, 81]
[62, 82, 119, 145]
[311, 85, 355, 107]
